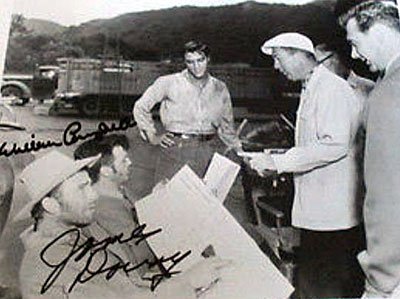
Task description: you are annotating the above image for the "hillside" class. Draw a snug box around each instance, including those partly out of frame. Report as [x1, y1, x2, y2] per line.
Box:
[72, 0, 342, 64]
[6, 0, 353, 73]
[24, 18, 65, 36]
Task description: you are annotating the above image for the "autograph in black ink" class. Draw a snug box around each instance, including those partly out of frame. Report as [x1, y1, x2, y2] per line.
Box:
[39, 224, 191, 294]
[0, 117, 136, 157]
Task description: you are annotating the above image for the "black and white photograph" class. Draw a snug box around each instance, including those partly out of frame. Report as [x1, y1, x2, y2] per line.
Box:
[0, 0, 399, 298]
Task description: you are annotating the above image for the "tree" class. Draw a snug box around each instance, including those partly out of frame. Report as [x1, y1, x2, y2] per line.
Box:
[10, 14, 30, 37]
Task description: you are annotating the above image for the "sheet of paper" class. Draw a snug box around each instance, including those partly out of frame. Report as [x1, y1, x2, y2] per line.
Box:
[203, 153, 240, 203]
[237, 151, 266, 159]
[135, 165, 294, 299]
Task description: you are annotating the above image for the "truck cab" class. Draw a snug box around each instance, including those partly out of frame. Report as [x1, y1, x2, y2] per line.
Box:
[1, 65, 59, 105]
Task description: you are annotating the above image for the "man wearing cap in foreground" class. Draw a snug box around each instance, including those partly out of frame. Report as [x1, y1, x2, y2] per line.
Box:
[248, 33, 364, 298]
[17, 150, 228, 299]
[339, 1, 400, 297]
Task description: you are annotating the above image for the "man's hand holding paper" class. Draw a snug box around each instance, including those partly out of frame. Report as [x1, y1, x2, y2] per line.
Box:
[248, 152, 277, 177]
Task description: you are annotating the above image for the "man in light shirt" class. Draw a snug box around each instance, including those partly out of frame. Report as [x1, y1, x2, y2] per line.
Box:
[133, 41, 241, 183]
[339, 1, 400, 297]
[248, 32, 364, 298]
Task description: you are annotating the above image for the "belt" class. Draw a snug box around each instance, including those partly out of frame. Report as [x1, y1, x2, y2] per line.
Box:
[168, 132, 216, 141]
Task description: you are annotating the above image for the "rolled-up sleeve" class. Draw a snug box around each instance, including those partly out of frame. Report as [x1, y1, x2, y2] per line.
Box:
[272, 81, 355, 174]
[217, 86, 241, 149]
[133, 78, 166, 135]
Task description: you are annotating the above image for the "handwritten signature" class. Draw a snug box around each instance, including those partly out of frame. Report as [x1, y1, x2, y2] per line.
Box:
[40, 224, 191, 294]
[0, 117, 136, 157]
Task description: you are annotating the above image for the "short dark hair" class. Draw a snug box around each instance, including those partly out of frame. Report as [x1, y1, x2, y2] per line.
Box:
[74, 134, 129, 183]
[184, 41, 210, 57]
[31, 200, 45, 231]
[338, 0, 400, 32]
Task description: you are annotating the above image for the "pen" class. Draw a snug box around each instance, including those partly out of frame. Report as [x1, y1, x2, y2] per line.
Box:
[279, 113, 295, 131]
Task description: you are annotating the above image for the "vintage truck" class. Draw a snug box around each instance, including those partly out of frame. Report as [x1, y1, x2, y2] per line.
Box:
[51, 57, 300, 118]
[1, 65, 59, 105]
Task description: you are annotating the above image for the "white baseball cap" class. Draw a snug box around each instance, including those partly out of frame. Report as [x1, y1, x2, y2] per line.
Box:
[261, 32, 316, 56]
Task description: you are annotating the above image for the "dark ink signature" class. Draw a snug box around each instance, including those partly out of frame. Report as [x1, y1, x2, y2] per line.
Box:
[39, 224, 191, 294]
[0, 117, 136, 157]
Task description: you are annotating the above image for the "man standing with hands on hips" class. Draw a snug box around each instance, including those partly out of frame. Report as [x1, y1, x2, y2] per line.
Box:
[133, 41, 242, 183]
[248, 32, 364, 298]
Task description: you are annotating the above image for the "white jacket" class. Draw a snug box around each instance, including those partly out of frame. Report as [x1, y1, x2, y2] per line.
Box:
[272, 65, 363, 230]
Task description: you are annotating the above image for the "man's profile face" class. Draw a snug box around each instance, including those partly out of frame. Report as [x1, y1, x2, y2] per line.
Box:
[272, 48, 302, 81]
[346, 18, 383, 72]
[185, 51, 209, 79]
[110, 145, 132, 183]
[58, 170, 98, 225]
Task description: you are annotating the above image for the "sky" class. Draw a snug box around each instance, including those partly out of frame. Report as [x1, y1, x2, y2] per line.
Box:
[12, 0, 315, 26]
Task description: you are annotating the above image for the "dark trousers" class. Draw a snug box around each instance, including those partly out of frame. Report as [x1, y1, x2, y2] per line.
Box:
[293, 226, 365, 299]
[154, 137, 250, 227]
[154, 136, 222, 182]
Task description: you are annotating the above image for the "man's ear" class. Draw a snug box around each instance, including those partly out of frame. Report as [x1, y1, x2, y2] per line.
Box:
[99, 165, 113, 177]
[42, 197, 61, 215]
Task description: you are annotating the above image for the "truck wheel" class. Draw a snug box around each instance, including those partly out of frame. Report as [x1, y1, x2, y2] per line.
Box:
[1, 86, 23, 100]
[80, 98, 100, 117]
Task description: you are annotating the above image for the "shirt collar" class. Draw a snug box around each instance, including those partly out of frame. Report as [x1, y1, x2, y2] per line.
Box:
[22, 215, 80, 244]
[384, 53, 400, 78]
[183, 69, 210, 89]
[302, 64, 325, 90]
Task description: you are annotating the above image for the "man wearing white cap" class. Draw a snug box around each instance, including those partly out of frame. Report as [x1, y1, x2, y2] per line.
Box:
[17, 150, 227, 298]
[248, 32, 364, 297]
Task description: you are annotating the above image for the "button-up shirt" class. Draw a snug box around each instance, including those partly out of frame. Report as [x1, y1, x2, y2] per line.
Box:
[133, 69, 239, 148]
[19, 217, 152, 299]
[271, 65, 362, 230]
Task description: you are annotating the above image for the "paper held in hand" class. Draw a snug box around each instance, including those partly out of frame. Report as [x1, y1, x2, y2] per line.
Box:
[203, 153, 240, 203]
[238, 148, 288, 158]
[135, 163, 294, 299]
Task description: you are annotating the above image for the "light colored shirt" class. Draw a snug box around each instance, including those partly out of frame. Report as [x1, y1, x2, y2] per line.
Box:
[271, 65, 362, 231]
[358, 54, 400, 296]
[19, 217, 152, 299]
[347, 71, 375, 128]
[133, 69, 239, 148]
[19, 217, 196, 299]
